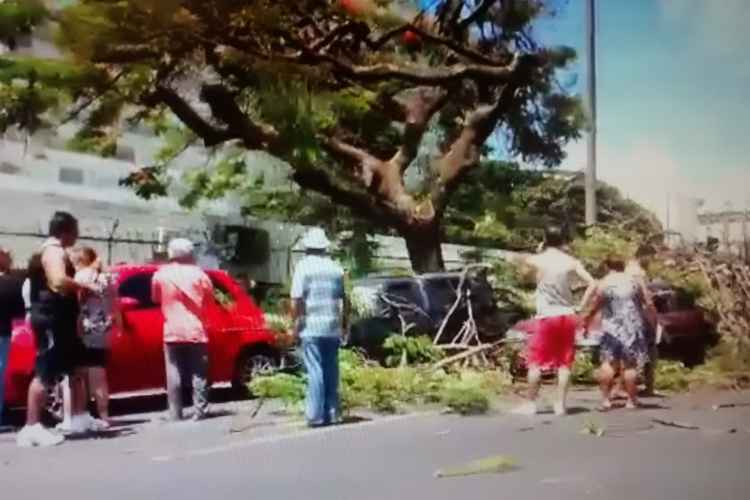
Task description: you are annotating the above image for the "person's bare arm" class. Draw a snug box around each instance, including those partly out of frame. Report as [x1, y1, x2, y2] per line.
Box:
[574, 261, 598, 311]
[290, 299, 304, 338]
[42, 246, 81, 295]
[580, 286, 603, 335]
[638, 281, 658, 328]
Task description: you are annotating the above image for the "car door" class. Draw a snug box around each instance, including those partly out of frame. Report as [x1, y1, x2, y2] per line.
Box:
[111, 271, 166, 392]
[204, 273, 237, 384]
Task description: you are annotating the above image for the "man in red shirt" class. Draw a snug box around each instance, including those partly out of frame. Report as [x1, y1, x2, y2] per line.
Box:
[152, 238, 214, 421]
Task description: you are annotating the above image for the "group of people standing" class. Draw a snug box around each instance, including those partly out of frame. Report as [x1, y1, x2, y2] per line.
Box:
[1, 211, 220, 447]
[2, 217, 659, 446]
[515, 226, 658, 416]
[13, 212, 114, 447]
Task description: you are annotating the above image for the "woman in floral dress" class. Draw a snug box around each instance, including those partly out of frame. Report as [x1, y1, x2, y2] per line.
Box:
[582, 256, 656, 410]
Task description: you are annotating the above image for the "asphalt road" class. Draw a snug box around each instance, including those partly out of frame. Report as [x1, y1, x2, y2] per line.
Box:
[1, 389, 749, 500]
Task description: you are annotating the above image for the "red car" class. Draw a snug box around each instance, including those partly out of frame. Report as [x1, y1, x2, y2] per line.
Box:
[3, 264, 279, 415]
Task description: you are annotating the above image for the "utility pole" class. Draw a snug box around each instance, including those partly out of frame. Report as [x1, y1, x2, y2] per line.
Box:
[585, 0, 598, 226]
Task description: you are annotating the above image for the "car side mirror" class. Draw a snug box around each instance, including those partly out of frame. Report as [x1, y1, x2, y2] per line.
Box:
[117, 297, 140, 312]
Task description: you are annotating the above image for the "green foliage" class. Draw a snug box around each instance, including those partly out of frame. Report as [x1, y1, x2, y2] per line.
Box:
[571, 351, 597, 385]
[0, 55, 106, 133]
[472, 213, 514, 246]
[486, 259, 535, 317]
[647, 259, 712, 307]
[332, 228, 381, 280]
[383, 335, 444, 367]
[1, 0, 597, 273]
[652, 342, 750, 393]
[248, 373, 306, 409]
[570, 226, 639, 277]
[654, 360, 692, 392]
[66, 130, 117, 157]
[439, 372, 492, 415]
[0, 0, 47, 45]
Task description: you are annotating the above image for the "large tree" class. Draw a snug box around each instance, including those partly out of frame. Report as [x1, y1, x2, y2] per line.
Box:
[2, 0, 584, 272]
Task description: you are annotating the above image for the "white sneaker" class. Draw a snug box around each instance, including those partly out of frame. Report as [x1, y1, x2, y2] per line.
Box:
[553, 401, 567, 416]
[56, 414, 93, 435]
[511, 401, 539, 416]
[90, 418, 111, 431]
[17, 424, 65, 448]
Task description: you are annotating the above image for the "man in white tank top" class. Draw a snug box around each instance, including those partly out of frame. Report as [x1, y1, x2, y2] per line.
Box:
[512, 226, 596, 416]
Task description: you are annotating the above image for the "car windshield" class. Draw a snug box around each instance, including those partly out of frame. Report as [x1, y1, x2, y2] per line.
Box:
[423, 278, 459, 311]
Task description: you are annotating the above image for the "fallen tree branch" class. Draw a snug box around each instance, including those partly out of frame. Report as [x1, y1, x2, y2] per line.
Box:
[432, 338, 509, 371]
[651, 418, 700, 430]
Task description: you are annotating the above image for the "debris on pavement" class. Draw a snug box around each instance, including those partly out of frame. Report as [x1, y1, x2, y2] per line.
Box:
[580, 418, 605, 437]
[229, 399, 266, 434]
[651, 418, 701, 430]
[711, 402, 750, 411]
[434, 455, 519, 478]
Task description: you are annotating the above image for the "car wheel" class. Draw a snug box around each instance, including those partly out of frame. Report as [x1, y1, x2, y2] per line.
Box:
[232, 349, 279, 395]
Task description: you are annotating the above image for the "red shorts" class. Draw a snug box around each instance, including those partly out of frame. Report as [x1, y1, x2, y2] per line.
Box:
[525, 314, 579, 370]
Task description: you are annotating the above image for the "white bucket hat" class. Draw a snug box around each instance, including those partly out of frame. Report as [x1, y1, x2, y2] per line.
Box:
[302, 227, 331, 250]
[167, 238, 195, 260]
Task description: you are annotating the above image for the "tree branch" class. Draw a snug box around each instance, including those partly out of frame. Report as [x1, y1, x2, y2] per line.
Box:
[291, 166, 401, 227]
[144, 85, 234, 147]
[388, 87, 449, 173]
[459, 0, 500, 30]
[199, 84, 280, 151]
[323, 136, 384, 188]
[320, 51, 523, 86]
[62, 70, 126, 124]
[431, 82, 521, 212]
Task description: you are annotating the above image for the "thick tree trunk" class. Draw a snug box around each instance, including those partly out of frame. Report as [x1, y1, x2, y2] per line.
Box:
[402, 223, 445, 274]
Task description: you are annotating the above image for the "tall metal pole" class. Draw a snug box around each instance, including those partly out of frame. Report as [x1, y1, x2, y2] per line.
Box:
[585, 0, 598, 226]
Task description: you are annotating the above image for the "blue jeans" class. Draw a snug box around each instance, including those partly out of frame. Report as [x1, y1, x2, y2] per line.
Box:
[0, 336, 10, 424]
[302, 337, 340, 426]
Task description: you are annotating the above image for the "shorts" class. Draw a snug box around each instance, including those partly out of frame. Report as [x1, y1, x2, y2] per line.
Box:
[525, 314, 579, 370]
[81, 347, 110, 368]
[31, 308, 85, 386]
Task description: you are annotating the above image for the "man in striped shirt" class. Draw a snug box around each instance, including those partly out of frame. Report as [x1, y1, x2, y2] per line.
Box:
[291, 228, 349, 427]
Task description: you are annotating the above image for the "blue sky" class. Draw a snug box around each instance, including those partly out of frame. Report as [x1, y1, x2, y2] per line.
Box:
[532, 0, 750, 219]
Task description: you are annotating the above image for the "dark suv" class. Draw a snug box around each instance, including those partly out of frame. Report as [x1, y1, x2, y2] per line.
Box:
[346, 272, 507, 358]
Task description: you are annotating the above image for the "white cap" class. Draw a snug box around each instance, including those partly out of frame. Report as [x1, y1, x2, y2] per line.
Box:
[302, 227, 331, 250]
[167, 238, 195, 260]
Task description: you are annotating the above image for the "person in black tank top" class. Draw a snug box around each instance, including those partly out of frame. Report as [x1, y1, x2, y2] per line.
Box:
[17, 212, 96, 448]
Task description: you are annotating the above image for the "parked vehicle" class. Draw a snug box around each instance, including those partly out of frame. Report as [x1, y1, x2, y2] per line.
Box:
[2, 264, 279, 417]
[347, 271, 512, 359]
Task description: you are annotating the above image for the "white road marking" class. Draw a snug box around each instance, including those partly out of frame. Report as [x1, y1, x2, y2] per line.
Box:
[152, 412, 435, 463]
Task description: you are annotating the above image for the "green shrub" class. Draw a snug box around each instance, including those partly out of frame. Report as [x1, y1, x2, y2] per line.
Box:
[572, 351, 597, 384]
[654, 360, 692, 392]
[383, 335, 444, 367]
[570, 227, 638, 278]
[440, 372, 491, 415]
[248, 373, 306, 408]
[248, 349, 505, 417]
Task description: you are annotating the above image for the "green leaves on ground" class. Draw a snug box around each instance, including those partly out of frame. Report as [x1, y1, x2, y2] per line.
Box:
[249, 348, 509, 416]
[435, 455, 519, 478]
[383, 335, 444, 368]
[248, 373, 306, 410]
